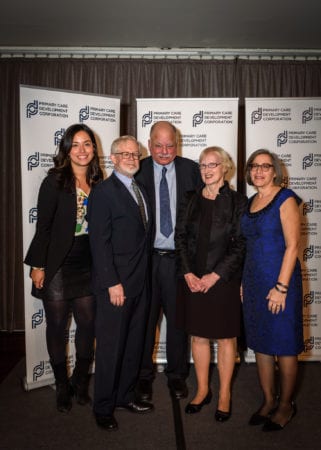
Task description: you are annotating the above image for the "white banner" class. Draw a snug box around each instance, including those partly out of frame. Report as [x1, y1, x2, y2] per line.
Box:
[245, 97, 321, 362]
[136, 98, 239, 363]
[20, 85, 120, 389]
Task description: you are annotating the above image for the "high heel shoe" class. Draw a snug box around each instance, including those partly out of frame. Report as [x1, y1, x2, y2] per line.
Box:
[215, 408, 231, 422]
[215, 402, 231, 422]
[185, 390, 212, 414]
[249, 405, 278, 426]
[262, 402, 297, 432]
[249, 411, 270, 426]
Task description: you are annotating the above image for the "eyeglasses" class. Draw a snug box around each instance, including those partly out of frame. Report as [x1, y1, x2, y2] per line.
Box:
[249, 163, 273, 172]
[199, 162, 221, 171]
[113, 152, 142, 160]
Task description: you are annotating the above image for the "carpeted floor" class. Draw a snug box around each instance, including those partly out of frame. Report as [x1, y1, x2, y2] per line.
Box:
[1, 359, 321, 450]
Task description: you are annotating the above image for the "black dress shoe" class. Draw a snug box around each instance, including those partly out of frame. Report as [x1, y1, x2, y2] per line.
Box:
[185, 390, 212, 414]
[120, 401, 154, 414]
[95, 414, 118, 431]
[262, 402, 297, 432]
[168, 379, 188, 399]
[136, 379, 153, 402]
[215, 405, 231, 422]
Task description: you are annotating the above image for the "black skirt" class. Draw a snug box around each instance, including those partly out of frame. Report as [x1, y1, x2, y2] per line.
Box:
[43, 234, 92, 302]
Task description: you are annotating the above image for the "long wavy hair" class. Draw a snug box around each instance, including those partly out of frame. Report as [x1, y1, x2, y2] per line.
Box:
[49, 123, 103, 191]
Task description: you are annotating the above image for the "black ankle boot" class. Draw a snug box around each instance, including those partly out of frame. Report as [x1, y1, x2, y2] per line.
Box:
[52, 361, 73, 413]
[56, 381, 73, 412]
[70, 356, 92, 405]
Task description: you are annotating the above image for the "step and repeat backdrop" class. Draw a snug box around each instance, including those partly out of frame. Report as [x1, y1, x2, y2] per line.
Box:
[20, 92, 321, 389]
[20, 85, 120, 390]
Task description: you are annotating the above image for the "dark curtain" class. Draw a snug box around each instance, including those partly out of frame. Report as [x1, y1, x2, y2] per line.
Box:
[1, 57, 321, 330]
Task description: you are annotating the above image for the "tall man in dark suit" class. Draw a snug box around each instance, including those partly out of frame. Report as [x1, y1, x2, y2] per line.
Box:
[88, 135, 153, 431]
[135, 121, 202, 402]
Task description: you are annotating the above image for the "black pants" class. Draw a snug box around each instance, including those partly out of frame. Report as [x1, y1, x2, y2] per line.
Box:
[139, 252, 188, 381]
[94, 285, 149, 416]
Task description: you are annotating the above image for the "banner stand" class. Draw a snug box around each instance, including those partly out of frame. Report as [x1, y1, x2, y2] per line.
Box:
[20, 85, 120, 390]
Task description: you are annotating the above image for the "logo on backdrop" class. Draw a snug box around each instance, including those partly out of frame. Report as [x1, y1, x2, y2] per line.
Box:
[29, 207, 38, 223]
[277, 131, 288, 147]
[304, 291, 314, 307]
[303, 199, 314, 215]
[302, 153, 314, 170]
[251, 107, 291, 124]
[302, 106, 321, 123]
[277, 130, 317, 147]
[79, 105, 116, 123]
[142, 111, 153, 127]
[27, 151, 54, 170]
[54, 128, 65, 146]
[251, 108, 262, 124]
[79, 106, 90, 122]
[27, 152, 40, 170]
[303, 245, 314, 261]
[26, 99, 68, 119]
[192, 111, 204, 127]
[303, 290, 321, 307]
[26, 100, 39, 118]
[33, 361, 45, 381]
[302, 107, 313, 124]
[32, 309, 44, 329]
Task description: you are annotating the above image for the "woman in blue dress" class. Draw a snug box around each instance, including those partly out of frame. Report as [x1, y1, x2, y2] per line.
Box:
[241, 149, 304, 431]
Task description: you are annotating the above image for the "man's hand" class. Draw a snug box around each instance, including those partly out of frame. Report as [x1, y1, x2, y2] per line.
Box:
[108, 283, 126, 306]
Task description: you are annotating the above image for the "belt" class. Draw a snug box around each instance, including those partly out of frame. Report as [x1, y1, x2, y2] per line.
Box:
[153, 248, 176, 256]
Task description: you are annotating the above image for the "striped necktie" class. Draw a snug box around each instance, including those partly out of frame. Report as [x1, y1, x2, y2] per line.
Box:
[132, 179, 147, 230]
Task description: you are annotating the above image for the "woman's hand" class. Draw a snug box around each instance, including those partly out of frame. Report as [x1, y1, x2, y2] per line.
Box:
[199, 272, 220, 294]
[31, 268, 45, 289]
[184, 273, 202, 292]
[266, 287, 286, 314]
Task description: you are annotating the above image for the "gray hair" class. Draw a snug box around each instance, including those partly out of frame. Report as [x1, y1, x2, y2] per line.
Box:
[110, 135, 140, 154]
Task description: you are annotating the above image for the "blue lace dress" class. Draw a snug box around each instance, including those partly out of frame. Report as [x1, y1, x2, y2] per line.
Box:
[241, 188, 304, 356]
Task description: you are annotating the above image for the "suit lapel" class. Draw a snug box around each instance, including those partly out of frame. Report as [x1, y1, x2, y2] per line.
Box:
[111, 172, 149, 230]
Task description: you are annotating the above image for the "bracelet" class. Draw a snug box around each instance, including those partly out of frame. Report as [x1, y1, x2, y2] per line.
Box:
[276, 281, 289, 290]
[275, 284, 287, 294]
[32, 267, 45, 271]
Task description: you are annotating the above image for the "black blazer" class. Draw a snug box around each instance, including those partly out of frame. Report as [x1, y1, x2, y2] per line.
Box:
[24, 173, 77, 298]
[87, 172, 152, 298]
[135, 155, 202, 240]
[175, 182, 248, 282]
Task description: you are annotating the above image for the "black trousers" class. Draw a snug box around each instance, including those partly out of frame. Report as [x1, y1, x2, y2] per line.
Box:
[139, 252, 188, 381]
[94, 284, 149, 416]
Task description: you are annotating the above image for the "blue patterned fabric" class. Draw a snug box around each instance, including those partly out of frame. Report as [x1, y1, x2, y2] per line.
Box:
[241, 188, 304, 356]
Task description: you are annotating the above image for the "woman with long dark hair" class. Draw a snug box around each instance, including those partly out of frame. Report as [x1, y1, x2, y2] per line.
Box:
[25, 123, 103, 412]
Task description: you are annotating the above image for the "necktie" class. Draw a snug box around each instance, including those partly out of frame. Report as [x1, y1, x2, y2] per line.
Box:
[159, 167, 173, 238]
[132, 180, 147, 230]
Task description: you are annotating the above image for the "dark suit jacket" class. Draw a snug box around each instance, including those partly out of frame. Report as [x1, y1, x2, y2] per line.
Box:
[175, 181, 248, 282]
[87, 172, 152, 298]
[24, 173, 77, 298]
[135, 155, 202, 241]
